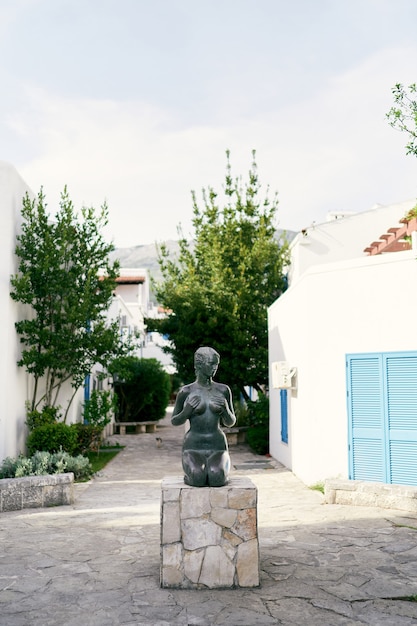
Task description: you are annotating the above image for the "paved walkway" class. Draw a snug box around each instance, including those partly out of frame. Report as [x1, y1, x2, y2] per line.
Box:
[1, 409, 417, 625]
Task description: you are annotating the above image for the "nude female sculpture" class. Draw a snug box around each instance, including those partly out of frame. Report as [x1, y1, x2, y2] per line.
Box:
[171, 347, 236, 487]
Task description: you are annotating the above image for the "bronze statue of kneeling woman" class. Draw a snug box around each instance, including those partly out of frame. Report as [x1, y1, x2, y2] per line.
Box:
[172, 347, 236, 487]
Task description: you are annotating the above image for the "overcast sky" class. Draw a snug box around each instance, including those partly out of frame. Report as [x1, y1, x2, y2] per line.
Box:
[2, 0, 417, 247]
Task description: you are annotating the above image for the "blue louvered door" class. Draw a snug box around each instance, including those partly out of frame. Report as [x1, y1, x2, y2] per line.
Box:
[347, 354, 387, 482]
[385, 353, 417, 486]
[347, 351, 417, 486]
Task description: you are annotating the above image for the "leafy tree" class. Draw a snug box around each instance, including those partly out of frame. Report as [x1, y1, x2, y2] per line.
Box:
[10, 187, 130, 417]
[110, 356, 171, 422]
[386, 83, 417, 157]
[147, 151, 289, 400]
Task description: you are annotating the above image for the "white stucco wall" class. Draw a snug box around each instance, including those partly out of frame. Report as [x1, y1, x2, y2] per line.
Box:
[289, 199, 415, 284]
[268, 249, 417, 486]
[0, 163, 86, 463]
[0, 162, 33, 462]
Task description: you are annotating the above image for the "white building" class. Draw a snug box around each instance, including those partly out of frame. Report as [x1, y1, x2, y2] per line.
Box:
[268, 199, 417, 487]
[0, 162, 174, 463]
[0, 162, 36, 462]
[106, 268, 174, 373]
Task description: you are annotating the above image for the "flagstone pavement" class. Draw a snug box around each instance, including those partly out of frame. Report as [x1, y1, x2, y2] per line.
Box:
[1, 408, 417, 625]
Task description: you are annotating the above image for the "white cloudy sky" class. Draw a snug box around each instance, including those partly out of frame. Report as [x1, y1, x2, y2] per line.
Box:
[1, 0, 417, 247]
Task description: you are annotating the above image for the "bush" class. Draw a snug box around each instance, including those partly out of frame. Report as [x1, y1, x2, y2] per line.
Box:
[27, 422, 79, 456]
[82, 389, 115, 429]
[111, 356, 171, 422]
[0, 450, 92, 481]
[233, 400, 250, 427]
[26, 405, 61, 431]
[73, 423, 103, 454]
[246, 394, 269, 455]
[246, 424, 269, 455]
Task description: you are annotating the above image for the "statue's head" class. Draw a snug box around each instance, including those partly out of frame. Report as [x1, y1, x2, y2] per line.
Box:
[194, 346, 220, 374]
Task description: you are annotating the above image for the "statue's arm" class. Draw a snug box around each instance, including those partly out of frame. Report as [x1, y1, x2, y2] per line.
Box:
[211, 385, 236, 427]
[222, 386, 236, 427]
[171, 388, 192, 426]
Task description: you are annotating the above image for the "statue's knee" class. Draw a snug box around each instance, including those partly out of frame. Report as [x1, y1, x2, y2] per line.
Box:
[185, 469, 207, 487]
[207, 465, 227, 487]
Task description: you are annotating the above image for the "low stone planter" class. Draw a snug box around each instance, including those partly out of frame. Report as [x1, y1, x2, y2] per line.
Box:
[0, 473, 74, 513]
[324, 478, 417, 513]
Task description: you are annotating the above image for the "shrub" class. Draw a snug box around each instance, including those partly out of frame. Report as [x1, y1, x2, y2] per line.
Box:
[82, 389, 115, 429]
[233, 400, 250, 427]
[0, 450, 92, 480]
[111, 356, 171, 422]
[26, 405, 61, 431]
[246, 425, 269, 455]
[73, 423, 103, 454]
[27, 422, 79, 456]
[49, 450, 92, 479]
[246, 394, 269, 455]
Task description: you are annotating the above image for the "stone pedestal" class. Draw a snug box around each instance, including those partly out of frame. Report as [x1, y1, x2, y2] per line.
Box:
[160, 475, 260, 589]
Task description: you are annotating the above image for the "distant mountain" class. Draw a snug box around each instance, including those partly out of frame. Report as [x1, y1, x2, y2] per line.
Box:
[110, 229, 297, 284]
[109, 240, 181, 283]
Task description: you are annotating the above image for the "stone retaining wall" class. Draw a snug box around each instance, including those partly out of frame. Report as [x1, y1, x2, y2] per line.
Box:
[0, 473, 74, 512]
[325, 479, 417, 513]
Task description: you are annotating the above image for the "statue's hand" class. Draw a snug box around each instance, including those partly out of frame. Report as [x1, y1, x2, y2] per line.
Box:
[184, 394, 204, 414]
[209, 396, 227, 415]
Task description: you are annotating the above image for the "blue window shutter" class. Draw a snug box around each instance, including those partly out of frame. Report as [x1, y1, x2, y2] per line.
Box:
[385, 354, 417, 486]
[280, 389, 288, 443]
[347, 355, 386, 482]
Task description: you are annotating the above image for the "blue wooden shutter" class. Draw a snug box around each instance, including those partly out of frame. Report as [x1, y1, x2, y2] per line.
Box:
[347, 354, 386, 482]
[280, 389, 288, 444]
[385, 353, 417, 486]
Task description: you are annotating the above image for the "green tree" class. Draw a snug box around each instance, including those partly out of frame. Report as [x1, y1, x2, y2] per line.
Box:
[386, 83, 417, 157]
[110, 356, 171, 422]
[147, 151, 289, 400]
[10, 187, 130, 417]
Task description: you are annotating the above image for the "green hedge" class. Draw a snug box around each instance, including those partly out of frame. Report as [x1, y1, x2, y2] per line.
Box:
[111, 356, 171, 422]
[72, 423, 103, 454]
[246, 394, 269, 455]
[26, 422, 79, 456]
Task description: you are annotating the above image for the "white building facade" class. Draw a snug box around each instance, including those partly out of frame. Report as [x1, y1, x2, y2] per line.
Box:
[0, 163, 173, 463]
[268, 200, 417, 486]
[0, 162, 35, 462]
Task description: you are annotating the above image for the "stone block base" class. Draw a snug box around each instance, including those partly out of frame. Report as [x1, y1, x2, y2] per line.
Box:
[325, 479, 417, 512]
[0, 473, 74, 512]
[160, 475, 260, 589]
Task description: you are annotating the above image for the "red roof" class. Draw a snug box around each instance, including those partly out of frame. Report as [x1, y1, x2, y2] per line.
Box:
[364, 216, 417, 255]
[115, 275, 146, 284]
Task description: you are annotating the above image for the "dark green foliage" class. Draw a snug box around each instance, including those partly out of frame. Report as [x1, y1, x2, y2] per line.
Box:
[26, 405, 61, 431]
[26, 423, 79, 456]
[26, 403, 104, 455]
[82, 389, 115, 429]
[246, 426, 269, 455]
[111, 357, 171, 422]
[10, 187, 131, 417]
[72, 423, 103, 454]
[169, 372, 183, 400]
[148, 151, 289, 400]
[246, 393, 269, 427]
[245, 394, 269, 455]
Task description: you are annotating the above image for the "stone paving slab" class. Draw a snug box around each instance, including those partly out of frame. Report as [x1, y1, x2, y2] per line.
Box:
[1, 409, 417, 625]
